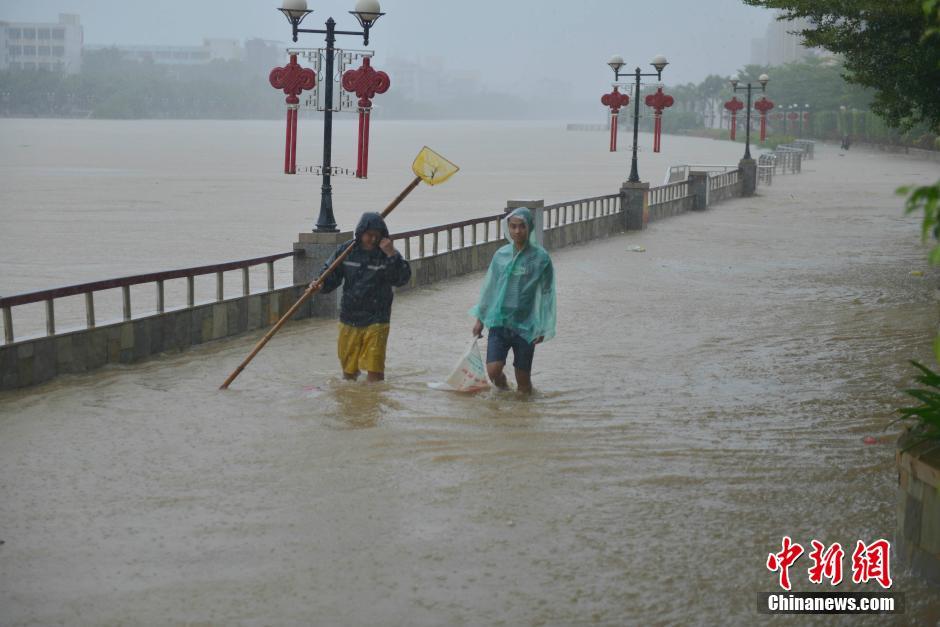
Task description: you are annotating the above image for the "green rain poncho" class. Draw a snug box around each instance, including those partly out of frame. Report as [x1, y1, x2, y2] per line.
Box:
[469, 207, 557, 343]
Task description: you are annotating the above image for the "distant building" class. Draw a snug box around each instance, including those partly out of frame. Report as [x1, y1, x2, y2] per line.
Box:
[750, 12, 820, 66]
[84, 38, 243, 65]
[244, 38, 282, 75]
[0, 13, 83, 73]
[384, 55, 483, 102]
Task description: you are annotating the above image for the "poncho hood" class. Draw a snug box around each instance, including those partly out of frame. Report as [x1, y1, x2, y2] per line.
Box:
[354, 212, 390, 241]
[503, 207, 538, 248]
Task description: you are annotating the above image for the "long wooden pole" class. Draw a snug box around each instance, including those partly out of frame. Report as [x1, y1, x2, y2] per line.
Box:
[219, 175, 422, 390]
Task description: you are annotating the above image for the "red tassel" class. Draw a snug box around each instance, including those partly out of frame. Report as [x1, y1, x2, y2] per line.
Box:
[653, 112, 662, 153]
[730, 113, 737, 141]
[283, 108, 292, 174]
[361, 108, 371, 178]
[356, 108, 365, 177]
[760, 114, 767, 142]
[289, 107, 298, 174]
[356, 105, 372, 179]
[610, 113, 618, 152]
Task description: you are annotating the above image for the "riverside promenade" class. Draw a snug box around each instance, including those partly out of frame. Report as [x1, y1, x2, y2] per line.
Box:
[2, 143, 940, 624]
[0, 152, 742, 390]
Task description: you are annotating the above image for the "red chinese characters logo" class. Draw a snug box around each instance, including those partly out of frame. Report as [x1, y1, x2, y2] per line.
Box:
[851, 539, 892, 589]
[767, 536, 804, 591]
[807, 540, 844, 585]
[767, 537, 892, 590]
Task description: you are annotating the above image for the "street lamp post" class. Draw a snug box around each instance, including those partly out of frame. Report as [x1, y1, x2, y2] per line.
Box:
[607, 54, 669, 183]
[279, 0, 384, 233]
[729, 73, 769, 160]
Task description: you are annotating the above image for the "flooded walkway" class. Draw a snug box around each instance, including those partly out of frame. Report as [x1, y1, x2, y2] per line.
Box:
[2, 144, 940, 624]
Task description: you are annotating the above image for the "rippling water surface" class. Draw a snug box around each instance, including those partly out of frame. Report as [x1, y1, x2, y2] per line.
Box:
[2, 121, 940, 624]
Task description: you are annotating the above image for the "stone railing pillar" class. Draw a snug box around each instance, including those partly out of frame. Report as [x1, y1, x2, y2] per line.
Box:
[688, 171, 710, 211]
[620, 181, 650, 231]
[293, 230, 352, 317]
[739, 158, 757, 196]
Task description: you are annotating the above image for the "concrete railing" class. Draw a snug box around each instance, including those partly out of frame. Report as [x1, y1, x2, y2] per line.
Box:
[566, 123, 615, 132]
[0, 252, 300, 389]
[543, 194, 623, 249]
[1, 169, 754, 391]
[648, 180, 694, 221]
[394, 213, 504, 261]
[664, 164, 737, 185]
[758, 153, 776, 185]
[707, 169, 743, 204]
[544, 194, 620, 228]
[0, 252, 295, 345]
[650, 180, 690, 205]
[390, 213, 507, 290]
[709, 169, 740, 191]
[390, 193, 625, 290]
[773, 145, 804, 173]
[792, 139, 815, 159]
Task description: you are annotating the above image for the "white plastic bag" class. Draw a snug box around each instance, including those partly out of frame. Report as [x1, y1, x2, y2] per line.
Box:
[428, 337, 490, 392]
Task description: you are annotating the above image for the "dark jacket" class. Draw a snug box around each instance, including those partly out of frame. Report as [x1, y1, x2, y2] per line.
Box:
[319, 212, 411, 327]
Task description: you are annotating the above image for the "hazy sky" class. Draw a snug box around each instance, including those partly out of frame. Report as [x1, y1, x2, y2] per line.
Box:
[1, 0, 774, 94]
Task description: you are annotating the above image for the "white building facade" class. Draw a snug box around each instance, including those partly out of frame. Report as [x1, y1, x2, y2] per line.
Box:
[84, 39, 243, 65]
[0, 14, 83, 73]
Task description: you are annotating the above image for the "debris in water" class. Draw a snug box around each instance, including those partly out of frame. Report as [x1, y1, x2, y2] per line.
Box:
[629, 246, 646, 253]
[507, 520, 515, 527]
[863, 436, 877, 445]
[301, 385, 324, 398]
[910, 270, 924, 277]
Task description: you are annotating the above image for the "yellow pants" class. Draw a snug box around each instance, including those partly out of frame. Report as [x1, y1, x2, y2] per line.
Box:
[337, 322, 390, 375]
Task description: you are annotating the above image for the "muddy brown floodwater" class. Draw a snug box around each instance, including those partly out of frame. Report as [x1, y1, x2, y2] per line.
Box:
[2, 123, 940, 624]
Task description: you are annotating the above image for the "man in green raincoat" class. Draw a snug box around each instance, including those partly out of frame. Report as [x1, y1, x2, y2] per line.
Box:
[470, 207, 556, 393]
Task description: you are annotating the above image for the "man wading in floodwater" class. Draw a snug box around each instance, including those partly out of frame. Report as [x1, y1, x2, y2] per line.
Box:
[319, 212, 411, 382]
[470, 207, 556, 394]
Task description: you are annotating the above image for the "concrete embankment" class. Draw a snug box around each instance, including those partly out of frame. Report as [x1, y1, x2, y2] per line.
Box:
[1, 165, 742, 390]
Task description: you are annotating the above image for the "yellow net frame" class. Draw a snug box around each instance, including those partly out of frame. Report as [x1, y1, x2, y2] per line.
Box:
[412, 146, 459, 186]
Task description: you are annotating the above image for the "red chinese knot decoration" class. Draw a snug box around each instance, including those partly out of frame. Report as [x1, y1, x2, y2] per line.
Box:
[754, 96, 774, 142]
[601, 87, 630, 152]
[644, 87, 674, 153]
[724, 97, 744, 141]
[342, 57, 391, 179]
[269, 54, 316, 175]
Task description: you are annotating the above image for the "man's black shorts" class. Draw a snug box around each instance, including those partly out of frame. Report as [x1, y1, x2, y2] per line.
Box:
[486, 326, 536, 372]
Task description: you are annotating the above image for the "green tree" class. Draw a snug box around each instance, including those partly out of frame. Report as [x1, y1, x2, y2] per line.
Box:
[741, 0, 940, 132]
[892, 0, 940, 440]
